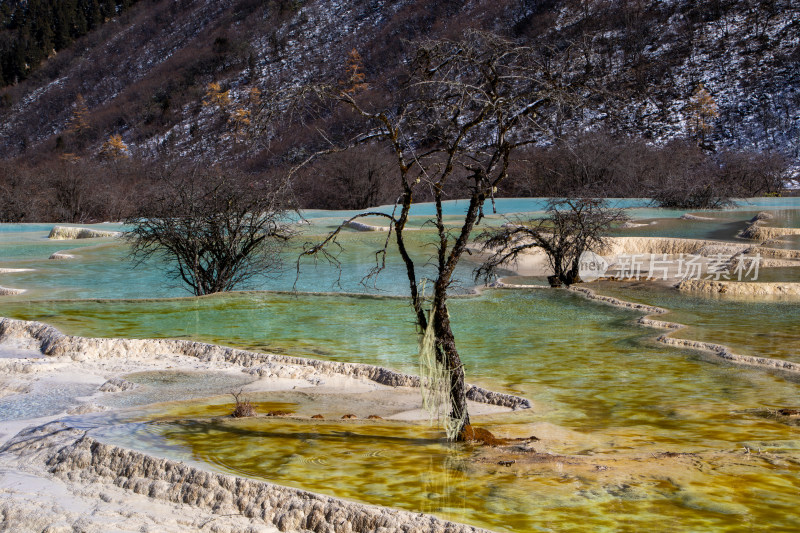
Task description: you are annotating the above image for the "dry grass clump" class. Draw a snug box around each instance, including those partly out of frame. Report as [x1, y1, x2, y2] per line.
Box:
[230, 390, 256, 418]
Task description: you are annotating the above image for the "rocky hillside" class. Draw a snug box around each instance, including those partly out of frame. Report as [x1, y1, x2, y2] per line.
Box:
[0, 0, 797, 164]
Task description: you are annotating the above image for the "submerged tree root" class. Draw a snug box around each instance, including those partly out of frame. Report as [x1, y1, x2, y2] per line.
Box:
[459, 425, 540, 447]
[459, 425, 509, 446]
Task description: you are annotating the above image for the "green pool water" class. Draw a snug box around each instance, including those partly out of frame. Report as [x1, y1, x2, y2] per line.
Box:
[2, 201, 800, 532]
[0, 225, 490, 299]
[589, 282, 800, 364]
[97, 413, 800, 533]
[7, 288, 800, 531]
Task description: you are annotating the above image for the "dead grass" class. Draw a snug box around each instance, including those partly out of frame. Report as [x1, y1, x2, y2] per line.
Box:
[230, 390, 256, 418]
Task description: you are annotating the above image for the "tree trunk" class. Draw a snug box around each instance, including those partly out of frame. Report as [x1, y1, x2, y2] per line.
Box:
[547, 274, 562, 287]
[433, 297, 471, 439]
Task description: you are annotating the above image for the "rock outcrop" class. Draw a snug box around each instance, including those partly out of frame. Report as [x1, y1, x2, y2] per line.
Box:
[49, 252, 76, 260]
[751, 212, 775, 222]
[680, 214, 715, 221]
[343, 220, 391, 232]
[98, 377, 138, 392]
[0, 286, 25, 295]
[739, 221, 800, 242]
[48, 226, 122, 240]
[601, 237, 750, 257]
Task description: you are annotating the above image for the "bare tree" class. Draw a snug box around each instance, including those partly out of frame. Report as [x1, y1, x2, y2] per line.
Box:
[0, 161, 32, 222]
[296, 31, 583, 440]
[476, 198, 628, 287]
[648, 140, 735, 209]
[46, 157, 97, 223]
[718, 150, 788, 197]
[125, 164, 294, 296]
[296, 145, 395, 210]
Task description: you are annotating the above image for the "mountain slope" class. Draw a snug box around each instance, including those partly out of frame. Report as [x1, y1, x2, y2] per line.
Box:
[0, 0, 798, 163]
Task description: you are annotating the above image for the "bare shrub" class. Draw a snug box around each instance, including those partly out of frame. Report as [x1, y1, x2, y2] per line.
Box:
[0, 162, 37, 222]
[230, 390, 257, 418]
[717, 149, 789, 197]
[125, 162, 295, 295]
[647, 140, 734, 209]
[295, 145, 396, 210]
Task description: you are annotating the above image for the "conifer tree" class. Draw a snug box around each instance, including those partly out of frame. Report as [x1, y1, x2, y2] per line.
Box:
[344, 48, 367, 95]
[687, 83, 719, 150]
[67, 94, 92, 141]
[202, 82, 230, 108]
[0, 0, 140, 87]
[99, 134, 129, 159]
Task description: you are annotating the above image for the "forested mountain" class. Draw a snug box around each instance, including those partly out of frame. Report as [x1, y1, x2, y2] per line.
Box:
[0, 0, 798, 221]
[1, 0, 798, 159]
[0, 0, 138, 86]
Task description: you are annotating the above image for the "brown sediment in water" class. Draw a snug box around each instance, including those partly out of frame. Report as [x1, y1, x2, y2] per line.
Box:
[471, 440, 789, 487]
[265, 410, 291, 417]
[459, 425, 509, 446]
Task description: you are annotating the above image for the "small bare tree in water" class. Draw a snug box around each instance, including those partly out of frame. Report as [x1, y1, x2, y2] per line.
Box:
[295, 31, 584, 440]
[230, 390, 257, 417]
[126, 164, 294, 296]
[476, 198, 628, 287]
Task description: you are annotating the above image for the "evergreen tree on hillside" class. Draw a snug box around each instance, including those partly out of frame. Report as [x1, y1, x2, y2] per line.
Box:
[687, 83, 719, 150]
[0, 0, 138, 87]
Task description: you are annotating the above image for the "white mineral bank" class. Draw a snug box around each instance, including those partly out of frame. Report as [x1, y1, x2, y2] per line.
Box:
[0, 317, 512, 533]
[48, 226, 122, 240]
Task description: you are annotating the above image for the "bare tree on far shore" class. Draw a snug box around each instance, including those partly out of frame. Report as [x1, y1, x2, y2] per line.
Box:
[125, 164, 294, 296]
[476, 198, 628, 287]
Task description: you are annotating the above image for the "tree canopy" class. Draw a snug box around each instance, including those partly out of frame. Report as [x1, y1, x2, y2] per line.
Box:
[477, 198, 629, 287]
[0, 0, 138, 86]
[296, 30, 583, 440]
[125, 165, 294, 296]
